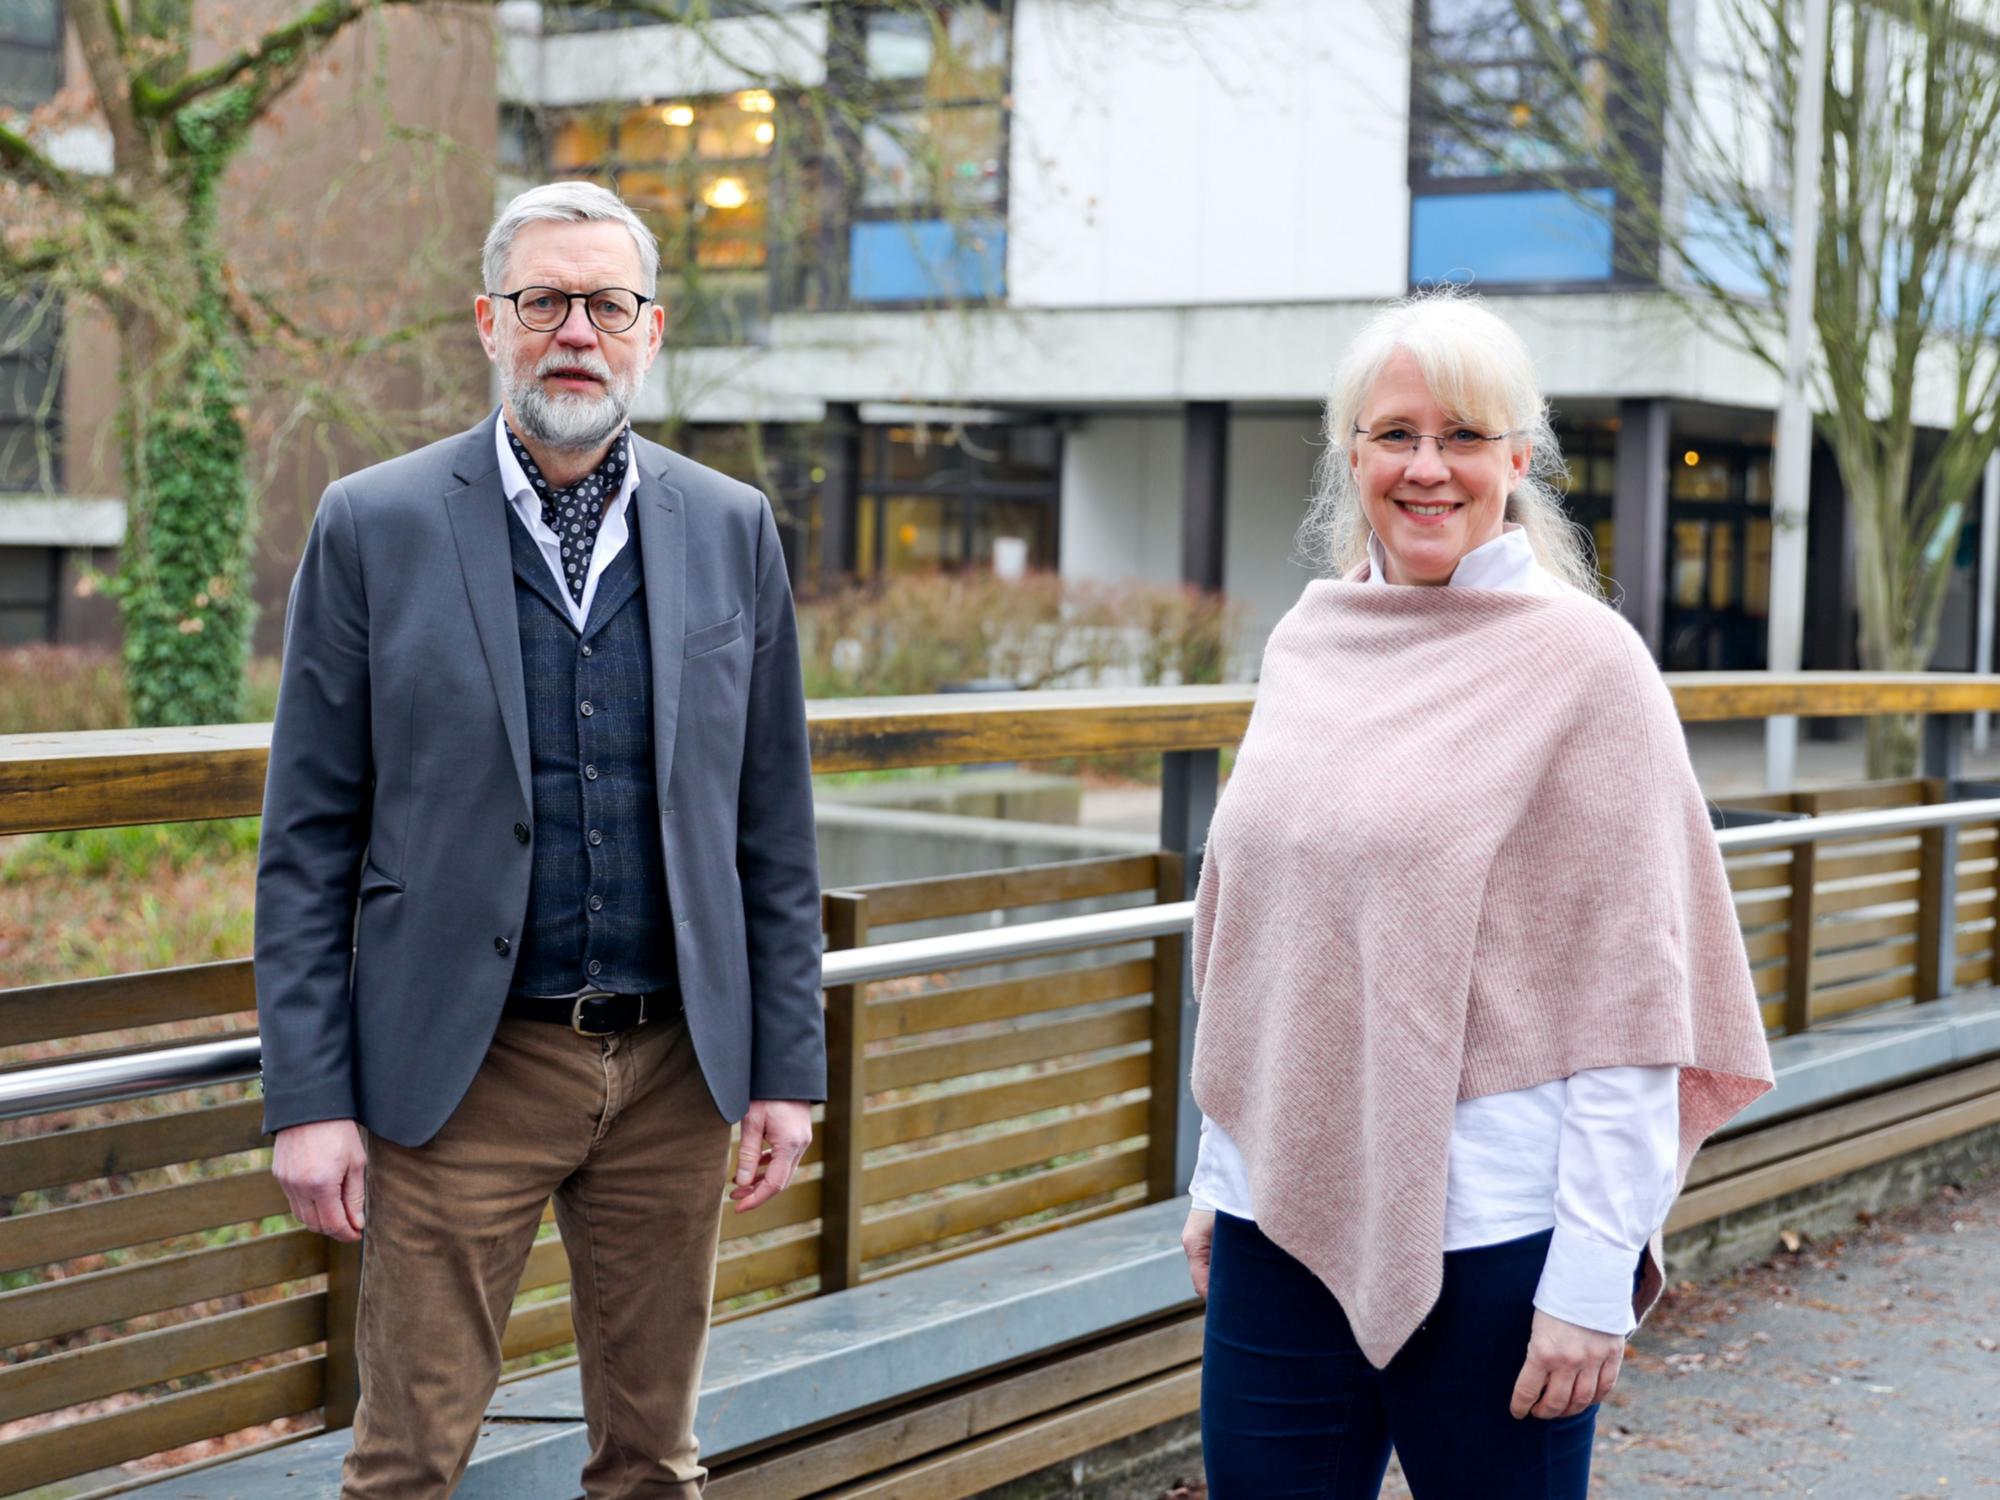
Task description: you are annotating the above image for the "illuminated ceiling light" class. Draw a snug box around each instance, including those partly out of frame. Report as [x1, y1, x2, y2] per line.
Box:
[661, 103, 695, 127]
[737, 89, 775, 113]
[1683, 449, 1701, 466]
[754, 120, 775, 146]
[703, 176, 750, 209]
[898, 524, 919, 545]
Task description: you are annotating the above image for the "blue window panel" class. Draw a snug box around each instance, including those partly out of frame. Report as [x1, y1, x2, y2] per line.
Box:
[1682, 199, 1770, 299]
[850, 218, 1006, 303]
[1410, 188, 1616, 286]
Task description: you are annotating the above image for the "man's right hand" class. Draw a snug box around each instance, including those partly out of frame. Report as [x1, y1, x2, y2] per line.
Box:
[273, 1119, 368, 1242]
[1181, 1207, 1217, 1300]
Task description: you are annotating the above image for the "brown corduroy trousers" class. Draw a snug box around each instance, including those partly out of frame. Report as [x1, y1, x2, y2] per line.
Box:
[340, 1013, 732, 1499]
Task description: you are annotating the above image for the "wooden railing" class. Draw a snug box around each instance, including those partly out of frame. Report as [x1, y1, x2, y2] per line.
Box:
[4, 673, 2000, 1498]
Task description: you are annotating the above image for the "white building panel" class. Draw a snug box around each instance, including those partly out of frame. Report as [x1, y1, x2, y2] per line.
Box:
[1008, 0, 1410, 309]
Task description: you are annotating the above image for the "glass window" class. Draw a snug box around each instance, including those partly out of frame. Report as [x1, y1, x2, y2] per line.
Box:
[1672, 450, 1731, 500]
[0, 0, 59, 111]
[882, 495, 957, 571]
[846, 2, 1010, 306]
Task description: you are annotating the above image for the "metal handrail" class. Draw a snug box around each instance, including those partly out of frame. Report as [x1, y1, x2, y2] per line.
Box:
[11, 794, 2000, 1123]
[1711, 796, 2000, 852]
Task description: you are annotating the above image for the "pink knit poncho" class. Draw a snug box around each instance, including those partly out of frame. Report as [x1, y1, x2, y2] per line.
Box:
[1190, 578, 1775, 1369]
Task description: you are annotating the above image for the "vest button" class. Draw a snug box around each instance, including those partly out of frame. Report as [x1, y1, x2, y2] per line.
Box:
[584, 764, 599, 781]
[588, 894, 604, 912]
[514, 822, 530, 844]
[587, 828, 604, 846]
[580, 644, 593, 658]
[494, 936, 511, 956]
[580, 700, 594, 717]
[586, 959, 602, 977]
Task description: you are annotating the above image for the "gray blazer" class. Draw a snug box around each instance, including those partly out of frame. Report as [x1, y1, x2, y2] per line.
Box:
[254, 415, 825, 1147]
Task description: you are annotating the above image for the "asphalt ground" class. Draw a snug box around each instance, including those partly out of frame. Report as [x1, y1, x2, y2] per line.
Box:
[1153, 1165, 2000, 1499]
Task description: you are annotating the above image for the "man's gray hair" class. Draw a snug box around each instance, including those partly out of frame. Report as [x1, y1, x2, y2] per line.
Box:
[482, 181, 661, 298]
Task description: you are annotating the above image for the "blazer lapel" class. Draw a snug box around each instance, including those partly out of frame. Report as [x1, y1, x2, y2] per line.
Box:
[444, 415, 532, 812]
[632, 439, 687, 800]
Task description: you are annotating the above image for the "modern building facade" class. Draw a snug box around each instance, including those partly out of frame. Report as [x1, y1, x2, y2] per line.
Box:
[497, 0, 1995, 683]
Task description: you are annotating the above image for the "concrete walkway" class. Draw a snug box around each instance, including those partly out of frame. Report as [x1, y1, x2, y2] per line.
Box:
[1152, 1166, 2000, 1499]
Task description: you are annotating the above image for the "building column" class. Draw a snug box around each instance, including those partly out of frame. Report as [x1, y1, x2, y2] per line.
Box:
[1804, 437, 1856, 741]
[817, 402, 862, 592]
[1611, 398, 1670, 658]
[1182, 401, 1228, 592]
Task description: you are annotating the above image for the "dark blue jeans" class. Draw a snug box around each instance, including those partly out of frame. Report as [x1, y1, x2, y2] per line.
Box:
[1201, 1213, 1602, 1499]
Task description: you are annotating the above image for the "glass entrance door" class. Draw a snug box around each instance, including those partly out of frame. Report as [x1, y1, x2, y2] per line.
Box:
[1663, 443, 1773, 670]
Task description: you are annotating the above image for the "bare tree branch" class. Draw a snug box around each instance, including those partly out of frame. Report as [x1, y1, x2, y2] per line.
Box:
[66, 0, 150, 172]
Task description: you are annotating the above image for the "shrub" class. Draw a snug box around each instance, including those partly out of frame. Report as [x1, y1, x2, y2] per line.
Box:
[798, 572, 1243, 699]
[0, 647, 282, 735]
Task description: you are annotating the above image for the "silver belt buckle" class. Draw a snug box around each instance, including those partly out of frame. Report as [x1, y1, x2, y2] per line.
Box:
[569, 987, 623, 1036]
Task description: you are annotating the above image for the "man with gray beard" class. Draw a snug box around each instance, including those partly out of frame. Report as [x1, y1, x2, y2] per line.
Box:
[254, 181, 824, 1498]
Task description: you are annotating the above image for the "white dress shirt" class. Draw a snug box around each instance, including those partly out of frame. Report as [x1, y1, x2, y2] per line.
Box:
[494, 414, 642, 632]
[1188, 524, 1683, 1336]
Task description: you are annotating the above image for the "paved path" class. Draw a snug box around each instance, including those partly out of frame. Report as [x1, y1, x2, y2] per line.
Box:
[1154, 1167, 2000, 1498]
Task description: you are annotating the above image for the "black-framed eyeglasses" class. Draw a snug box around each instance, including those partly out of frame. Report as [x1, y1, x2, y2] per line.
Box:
[1352, 423, 1512, 457]
[495, 286, 653, 334]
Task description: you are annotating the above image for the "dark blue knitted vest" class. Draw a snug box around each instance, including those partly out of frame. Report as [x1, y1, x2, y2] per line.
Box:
[506, 501, 678, 996]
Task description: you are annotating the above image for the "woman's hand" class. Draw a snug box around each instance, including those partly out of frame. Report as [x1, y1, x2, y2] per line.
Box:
[1181, 1207, 1217, 1299]
[1509, 1308, 1624, 1419]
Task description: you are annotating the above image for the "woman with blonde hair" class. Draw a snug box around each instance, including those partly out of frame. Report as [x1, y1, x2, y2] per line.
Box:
[1181, 287, 1773, 1498]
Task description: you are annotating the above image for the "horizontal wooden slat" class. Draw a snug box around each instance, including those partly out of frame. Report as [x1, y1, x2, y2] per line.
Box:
[818, 1363, 1201, 1500]
[1726, 859, 1793, 894]
[1817, 844, 1922, 883]
[852, 855, 1161, 927]
[1751, 962, 1787, 998]
[1741, 928, 1789, 964]
[866, 1006, 1150, 1093]
[0, 1231, 323, 1348]
[1815, 876, 1919, 916]
[0, 962, 257, 1049]
[0, 1355, 323, 1495]
[714, 1236, 821, 1302]
[1671, 1087, 2000, 1232]
[9, 685, 1998, 833]
[865, 1099, 1151, 1206]
[1812, 970, 1917, 1018]
[865, 1055, 1151, 1150]
[1812, 938, 1919, 988]
[861, 1145, 1150, 1261]
[805, 688, 1256, 773]
[0, 1172, 292, 1275]
[1815, 910, 1919, 951]
[0, 1100, 268, 1197]
[1689, 1059, 2000, 1189]
[707, 1315, 1204, 1499]
[867, 960, 1153, 1041]
[500, 1299, 576, 1362]
[0, 724, 273, 835]
[0, 1293, 325, 1425]
[1802, 780, 1932, 812]
[1957, 956, 1996, 987]
[515, 1235, 571, 1297]
[857, 1196, 1144, 1287]
[721, 1180, 822, 1243]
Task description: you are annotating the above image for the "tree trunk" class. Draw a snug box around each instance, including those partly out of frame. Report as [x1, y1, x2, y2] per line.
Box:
[113, 306, 257, 728]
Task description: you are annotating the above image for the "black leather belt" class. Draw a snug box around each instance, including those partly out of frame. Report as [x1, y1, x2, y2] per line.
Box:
[504, 986, 680, 1036]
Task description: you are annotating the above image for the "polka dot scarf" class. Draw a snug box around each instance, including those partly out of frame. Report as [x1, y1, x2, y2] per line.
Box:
[504, 424, 632, 608]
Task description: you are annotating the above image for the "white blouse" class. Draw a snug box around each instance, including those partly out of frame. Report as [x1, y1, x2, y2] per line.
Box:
[1187, 525, 1682, 1337]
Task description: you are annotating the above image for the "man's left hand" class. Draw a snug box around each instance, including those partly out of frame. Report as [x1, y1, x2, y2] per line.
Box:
[730, 1099, 813, 1213]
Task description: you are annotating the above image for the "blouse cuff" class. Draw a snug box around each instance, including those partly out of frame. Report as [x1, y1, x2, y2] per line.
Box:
[1533, 1223, 1644, 1337]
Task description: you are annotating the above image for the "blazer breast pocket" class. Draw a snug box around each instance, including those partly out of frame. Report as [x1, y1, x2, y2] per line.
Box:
[684, 611, 745, 659]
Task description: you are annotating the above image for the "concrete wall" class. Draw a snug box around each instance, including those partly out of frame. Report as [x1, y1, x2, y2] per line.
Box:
[1057, 408, 1321, 665]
